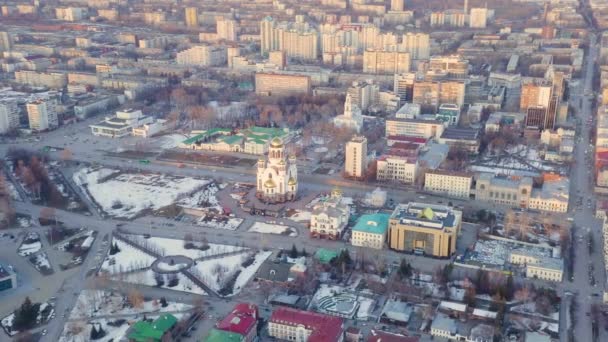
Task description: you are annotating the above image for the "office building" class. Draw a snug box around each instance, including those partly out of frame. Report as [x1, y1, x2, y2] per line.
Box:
[424, 171, 472, 199]
[255, 73, 311, 97]
[394, 73, 416, 103]
[27, 98, 58, 131]
[185, 7, 198, 27]
[89, 109, 153, 138]
[521, 81, 557, 129]
[363, 49, 410, 75]
[436, 104, 460, 125]
[429, 56, 469, 79]
[352, 213, 391, 249]
[377, 152, 418, 184]
[385, 117, 445, 139]
[388, 202, 462, 257]
[268, 308, 344, 342]
[0, 99, 19, 134]
[345, 135, 368, 179]
[176, 45, 227, 66]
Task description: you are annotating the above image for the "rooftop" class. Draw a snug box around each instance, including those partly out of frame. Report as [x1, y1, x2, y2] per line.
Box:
[390, 202, 458, 230]
[353, 214, 390, 235]
[367, 330, 420, 342]
[440, 127, 479, 141]
[216, 303, 257, 336]
[269, 307, 344, 342]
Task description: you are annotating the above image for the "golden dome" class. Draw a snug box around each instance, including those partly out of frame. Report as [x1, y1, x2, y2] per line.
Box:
[331, 186, 343, 198]
[288, 177, 297, 185]
[270, 137, 283, 148]
[278, 159, 286, 165]
[264, 178, 276, 188]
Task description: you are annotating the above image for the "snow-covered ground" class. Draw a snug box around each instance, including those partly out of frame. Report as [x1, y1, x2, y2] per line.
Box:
[356, 297, 376, 320]
[117, 269, 207, 295]
[29, 252, 52, 273]
[127, 236, 246, 260]
[249, 222, 297, 237]
[190, 251, 271, 295]
[69, 290, 193, 319]
[288, 210, 311, 223]
[1, 301, 53, 336]
[157, 133, 188, 149]
[73, 167, 211, 218]
[177, 182, 221, 212]
[18, 233, 42, 256]
[196, 217, 243, 230]
[100, 239, 157, 275]
[156, 261, 188, 272]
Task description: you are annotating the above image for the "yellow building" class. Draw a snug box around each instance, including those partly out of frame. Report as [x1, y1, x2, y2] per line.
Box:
[185, 7, 198, 27]
[388, 202, 461, 257]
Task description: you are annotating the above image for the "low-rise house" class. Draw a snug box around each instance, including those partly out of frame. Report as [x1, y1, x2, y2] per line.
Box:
[215, 303, 258, 342]
[379, 299, 413, 326]
[127, 313, 177, 342]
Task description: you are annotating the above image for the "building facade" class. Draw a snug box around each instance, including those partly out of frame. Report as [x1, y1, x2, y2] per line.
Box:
[27, 99, 58, 131]
[255, 73, 311, 97]
[351, 213, 390, 249]
[344, 135, 367, 179]
[268, 307, 344, 342]
[388, 202, 461, 257]
[310, 188, 350, 240]
[424, 171, 472, 199]
[256, 138, 298, 203]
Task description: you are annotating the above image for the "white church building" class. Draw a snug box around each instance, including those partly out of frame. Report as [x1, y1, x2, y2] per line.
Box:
[333, 93, 363, 133]
[256, 137, 298, 203]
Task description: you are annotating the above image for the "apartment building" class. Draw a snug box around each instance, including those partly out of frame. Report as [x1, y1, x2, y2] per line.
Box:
[27, 98, 58, 131]
[0, 99, 19, 134]
[176, 45, 227, 66]
[255, 73, 311, 96]
[345, 135, 367, 179]
[363, 49, 410, 75]
[15, 70, 67, 89]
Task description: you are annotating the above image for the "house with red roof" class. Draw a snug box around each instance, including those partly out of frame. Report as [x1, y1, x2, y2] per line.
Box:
[268, 307, 344, 342]
[215, 303, 258, 342]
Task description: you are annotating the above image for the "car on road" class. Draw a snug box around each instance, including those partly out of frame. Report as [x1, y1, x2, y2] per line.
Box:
[42, 329, 47, 336]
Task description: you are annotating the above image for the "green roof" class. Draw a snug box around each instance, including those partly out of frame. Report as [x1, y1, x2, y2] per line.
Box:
[352, 214, 390, 235]
[203, 328, 244, 342]
[127, 314, 177, 342]
[221, 135, 243, 145]
[315, 248, 338, 264]
[247, 126, 287, 137]
[181, 128, 232, 145]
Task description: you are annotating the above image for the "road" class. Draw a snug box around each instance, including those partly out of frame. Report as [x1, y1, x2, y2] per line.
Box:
[562, 31, 605, 342]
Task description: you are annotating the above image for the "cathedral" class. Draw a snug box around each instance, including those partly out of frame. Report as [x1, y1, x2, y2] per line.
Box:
[256, 137, 298, 203]
[333, 93, 363, 133]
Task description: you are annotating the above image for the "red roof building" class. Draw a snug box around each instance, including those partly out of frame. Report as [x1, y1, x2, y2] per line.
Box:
[215, 303, 258, 342]
[367, 330, 420, 342]
[268, 307, 344, 342]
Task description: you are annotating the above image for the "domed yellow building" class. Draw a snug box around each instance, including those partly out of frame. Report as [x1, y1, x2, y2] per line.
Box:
[256, 137, 298, 203]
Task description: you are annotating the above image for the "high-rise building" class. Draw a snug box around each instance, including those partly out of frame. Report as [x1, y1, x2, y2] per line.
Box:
[391, 0, 405, 12]
[185, 7, 198, 28]
[176, 45, 227, 66]
[345, 136, 367, 179]
[0, 99, 19, 134]
[0, 31, 12, 52]
[394, 73, 416, 102]
[469, 8, 488, 28]
[276, 26, 318, 61]
[217, 17, 237, 41]
[413, 81, 440, 111]
[347, 80, 379, 110]
[521, 81, 557, 129]
[363, 49, 410, 75]
[401, 32, 430, 60]
[27, 99, 58, 131]
[260, 16, 277, 56]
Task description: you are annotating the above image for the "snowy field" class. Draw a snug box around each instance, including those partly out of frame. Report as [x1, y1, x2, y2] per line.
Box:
[117, 269, 207, 295]
[100, 239, 157, 275]
[18, 232, 42, 256]
[69, 290, 193, 319]
[73, 167, 212, 218]
[190, 250, 272, 295]
[29, 252, 52, 274]
[126, 235, 246, 259]
[288, 210, 311, 223]
[196, 217, 243, 230]
[311, 284, 376, 320]
[249, 222, 297, 237]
